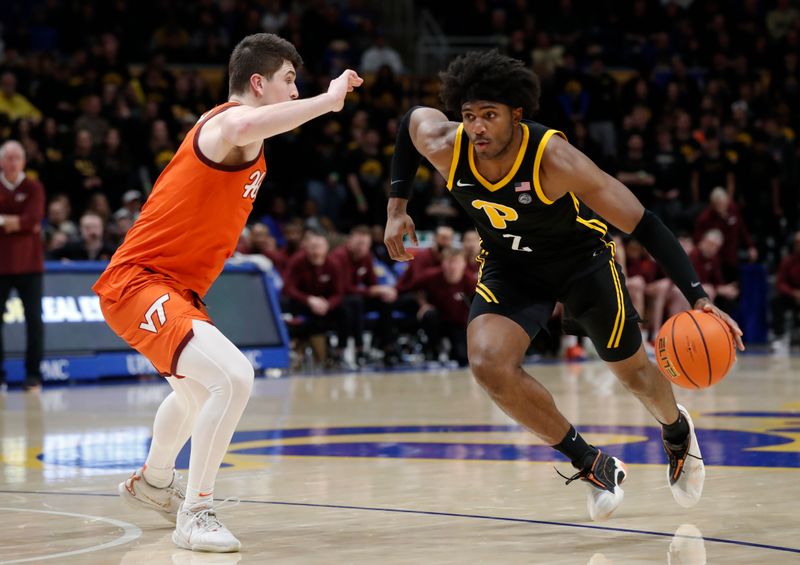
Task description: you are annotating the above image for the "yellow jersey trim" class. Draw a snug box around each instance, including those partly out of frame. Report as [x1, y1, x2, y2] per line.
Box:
[446, 124, 465, 190]
[532, 129, 567, 205]
[606, 260, 625, 349]
[475, 287, 494, 304]
[476, 249, 488, 281]
[467, 124, 530, 192]
[569, 192, 609, 236]
[477, 282, 499, 303]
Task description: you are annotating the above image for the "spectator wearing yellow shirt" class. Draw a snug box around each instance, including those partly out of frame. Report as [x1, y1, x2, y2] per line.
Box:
[0, 73, 42, 124]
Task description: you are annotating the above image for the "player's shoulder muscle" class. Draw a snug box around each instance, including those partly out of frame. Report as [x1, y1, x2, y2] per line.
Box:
[409, 107, 459, 165]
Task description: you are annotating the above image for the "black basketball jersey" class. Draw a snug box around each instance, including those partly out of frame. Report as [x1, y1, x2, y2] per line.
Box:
[447, 120, 612, 263]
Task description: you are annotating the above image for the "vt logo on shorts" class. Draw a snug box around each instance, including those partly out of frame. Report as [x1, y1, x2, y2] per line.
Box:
[139, 294, 170, 333]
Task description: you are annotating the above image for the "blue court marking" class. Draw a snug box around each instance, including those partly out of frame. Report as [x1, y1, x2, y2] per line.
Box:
[37, 422, 800, 470]
[703, 411, 800, 418]
[0, 489, 797, 556]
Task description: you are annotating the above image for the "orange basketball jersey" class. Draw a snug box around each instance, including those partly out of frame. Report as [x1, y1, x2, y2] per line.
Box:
[93, 102, 267, 301]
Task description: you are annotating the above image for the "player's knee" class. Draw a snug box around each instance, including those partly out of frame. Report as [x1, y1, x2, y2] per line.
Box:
[468, 346, 515, 396]
[211, 353, 254, 399]
[229, 355, 255, 397]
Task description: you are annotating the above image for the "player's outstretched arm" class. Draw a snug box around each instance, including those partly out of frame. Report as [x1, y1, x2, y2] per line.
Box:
[385, 107, 458, 261]
[202, 70, 363, 158]
[540, 136, 744, 350]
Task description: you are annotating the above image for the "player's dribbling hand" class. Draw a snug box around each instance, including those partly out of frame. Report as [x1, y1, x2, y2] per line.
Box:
[693, 297, 745, 351]
[327, 70, 363, 112]
[384, 212, 418, 262]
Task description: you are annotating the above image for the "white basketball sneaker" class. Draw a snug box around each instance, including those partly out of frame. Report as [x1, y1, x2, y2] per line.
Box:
[663, 404, 705, 508]
[560, 450, 628, 521]
[118, 467, 185, 523]
[172, 500, 241, 553]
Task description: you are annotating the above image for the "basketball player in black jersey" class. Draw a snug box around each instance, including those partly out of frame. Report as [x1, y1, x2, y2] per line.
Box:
[385, 51, 744, 521]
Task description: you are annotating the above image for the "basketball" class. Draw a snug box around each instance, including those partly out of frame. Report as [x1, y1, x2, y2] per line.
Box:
[655, 311, 736, 389]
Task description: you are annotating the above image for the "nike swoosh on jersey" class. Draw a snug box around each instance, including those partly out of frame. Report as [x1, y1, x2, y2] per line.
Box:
[456, 180, 475, 187]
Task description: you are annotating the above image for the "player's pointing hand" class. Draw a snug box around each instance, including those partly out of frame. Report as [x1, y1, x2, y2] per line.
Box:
[327, 69, 364, 112]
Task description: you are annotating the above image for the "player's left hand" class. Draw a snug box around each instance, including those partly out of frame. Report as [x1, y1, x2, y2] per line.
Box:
[693, 297, 745, 351]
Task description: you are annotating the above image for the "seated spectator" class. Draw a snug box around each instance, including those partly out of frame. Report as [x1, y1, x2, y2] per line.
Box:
[396, 225, 454, 287]
[693, 187, 757, 282]
[689, 229, 739, 314]
[250, 222, 288, 274]
[116, 189, 143, 221]
[43, 193, 78, 243]
[395, 225, 455, 321]
[49, 211, 116, 261]
[331, 225, 398, 365]
[772, 232, 800, 348]
[401, 248, 476, 366]
[461, 229, 482, 278]
[623, 238, 659, 339]
[0, 72, 42, 123]
[359, 34, 404, 75]
[616, 134, 656, 209]
[282, 231, 347, 367]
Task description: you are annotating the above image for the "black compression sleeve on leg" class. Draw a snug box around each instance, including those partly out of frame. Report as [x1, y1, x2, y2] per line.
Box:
[389, 106, 424, 199]
[631, 210, 708, 305]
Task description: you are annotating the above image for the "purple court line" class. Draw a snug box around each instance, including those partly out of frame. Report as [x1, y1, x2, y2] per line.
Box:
[1, 489, 798, 555]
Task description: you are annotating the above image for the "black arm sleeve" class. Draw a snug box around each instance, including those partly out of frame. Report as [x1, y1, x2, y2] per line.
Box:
[631, 210, 709, 305]
[389, 106, 424, 199]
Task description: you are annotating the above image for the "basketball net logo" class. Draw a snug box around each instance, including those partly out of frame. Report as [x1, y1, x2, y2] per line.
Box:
[139, 294, 170, 333]
[242, 170, 265, 200]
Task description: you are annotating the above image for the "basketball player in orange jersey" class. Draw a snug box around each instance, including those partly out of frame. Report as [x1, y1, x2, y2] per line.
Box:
[93, 33, 362, 553]
[385, 51, 744, 521]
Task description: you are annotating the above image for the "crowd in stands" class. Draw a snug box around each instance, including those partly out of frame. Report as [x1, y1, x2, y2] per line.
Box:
[2, 0, 800, 368]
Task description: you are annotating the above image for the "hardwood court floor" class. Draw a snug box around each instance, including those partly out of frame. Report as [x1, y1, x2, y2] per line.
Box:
[1, 354, 799, 564]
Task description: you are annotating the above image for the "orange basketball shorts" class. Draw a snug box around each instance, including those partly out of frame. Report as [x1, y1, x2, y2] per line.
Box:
[97, 266, 211, 377]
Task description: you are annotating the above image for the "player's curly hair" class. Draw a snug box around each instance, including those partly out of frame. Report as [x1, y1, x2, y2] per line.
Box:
[229, 33, 303, 95]
[439, 50, 540, 118]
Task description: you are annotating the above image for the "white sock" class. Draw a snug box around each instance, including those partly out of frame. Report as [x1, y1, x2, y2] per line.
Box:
[185, 487, 214, 509]
[142, 463, 174, 488]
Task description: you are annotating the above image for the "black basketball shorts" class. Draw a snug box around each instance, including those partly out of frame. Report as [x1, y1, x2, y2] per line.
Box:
[468, 245, 642, 362]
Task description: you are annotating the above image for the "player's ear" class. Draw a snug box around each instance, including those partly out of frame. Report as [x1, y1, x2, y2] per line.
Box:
[511, 106, 523, 125]
[249, 73, 265, 97]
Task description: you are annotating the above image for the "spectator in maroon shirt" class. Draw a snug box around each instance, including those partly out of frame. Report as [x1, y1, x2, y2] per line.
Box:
[283, 231, 347, 365]
[689, 229, 739, 314]
[693, 187, 757, 282]
[250, 222, 288, 274]
[623, 238, 659, 339]
[0, 140, 45, 391]
[395, 225, 454, 320]
[404, 248, 476, 366]
[330, 225, 398, 365]
[396, 225, 454, 288]
[772, 232, 800, 345]
[461, 229, 482, 278]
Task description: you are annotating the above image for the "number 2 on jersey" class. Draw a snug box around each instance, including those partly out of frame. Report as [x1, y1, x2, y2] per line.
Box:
[502, 233, 532, 252]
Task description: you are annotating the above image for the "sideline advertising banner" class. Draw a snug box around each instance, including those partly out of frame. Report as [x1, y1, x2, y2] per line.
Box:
[2, 262, 289, 383]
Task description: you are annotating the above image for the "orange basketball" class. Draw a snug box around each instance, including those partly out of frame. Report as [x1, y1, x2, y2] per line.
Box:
[655, 310, 736, 389]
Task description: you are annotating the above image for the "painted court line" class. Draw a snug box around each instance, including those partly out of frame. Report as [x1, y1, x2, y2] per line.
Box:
[0, 506, 141, 564]
[0, 490, 797, 555]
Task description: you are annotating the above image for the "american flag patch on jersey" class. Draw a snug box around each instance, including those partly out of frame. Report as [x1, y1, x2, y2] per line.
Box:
[515, 181, 531, 192]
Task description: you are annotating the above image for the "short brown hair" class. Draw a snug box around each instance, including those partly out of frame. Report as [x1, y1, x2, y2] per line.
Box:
[228, 33, 303, 95]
